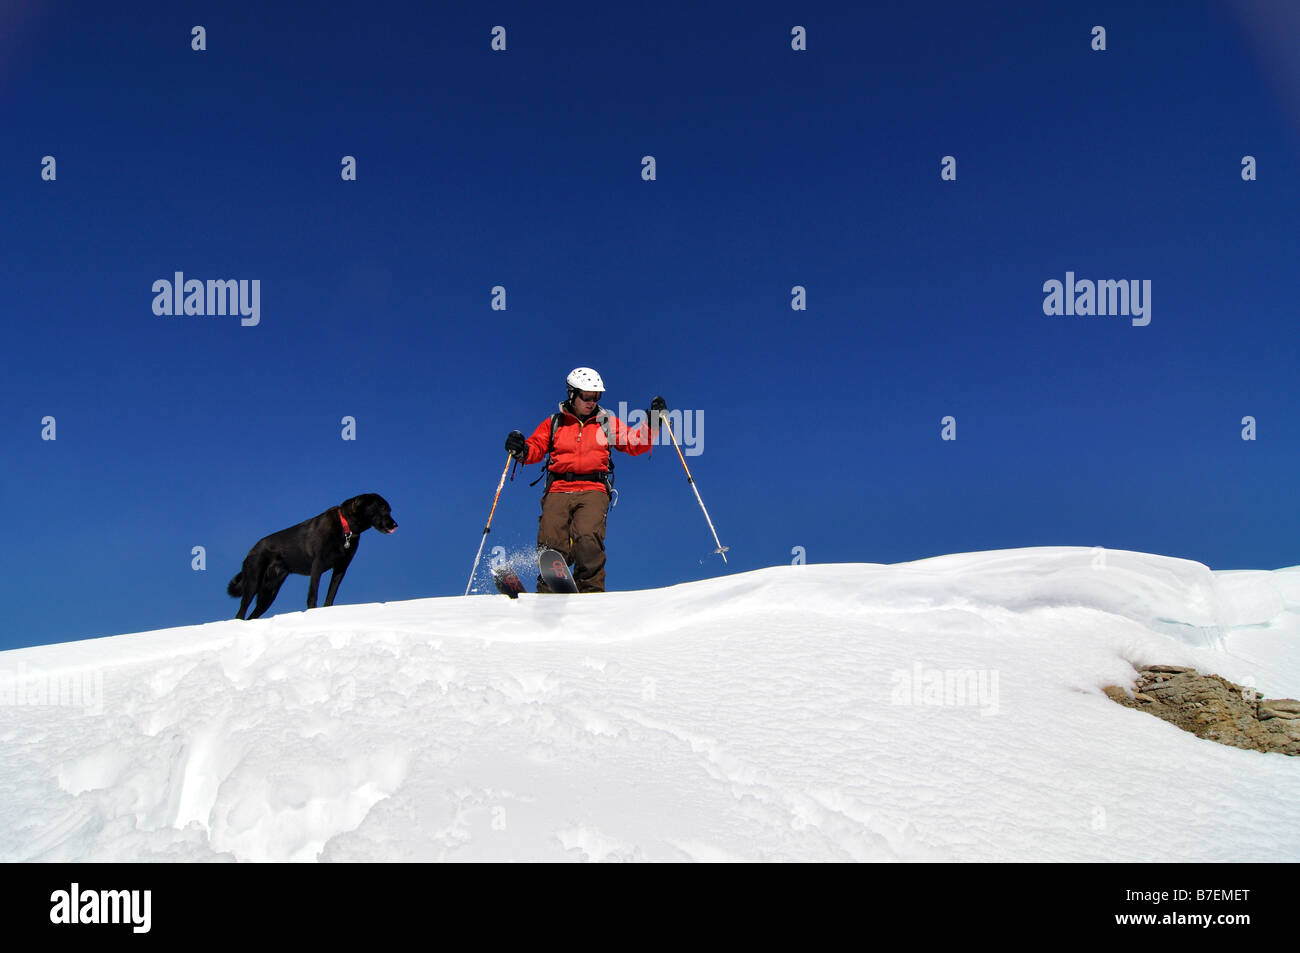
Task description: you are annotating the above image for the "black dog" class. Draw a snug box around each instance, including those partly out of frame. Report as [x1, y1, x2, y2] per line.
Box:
[227, 493, 397, 619]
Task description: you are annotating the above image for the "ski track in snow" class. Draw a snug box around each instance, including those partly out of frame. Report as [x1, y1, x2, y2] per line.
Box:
[0, 547, 1297, 862]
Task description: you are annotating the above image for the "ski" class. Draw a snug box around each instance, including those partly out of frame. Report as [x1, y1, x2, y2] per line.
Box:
[492, 565, 525, 599]
[537, 548, 578, 593]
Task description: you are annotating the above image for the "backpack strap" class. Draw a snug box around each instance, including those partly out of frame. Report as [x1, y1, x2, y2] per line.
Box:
[596, 410, 615, 474]
[527, 413, 565, 488]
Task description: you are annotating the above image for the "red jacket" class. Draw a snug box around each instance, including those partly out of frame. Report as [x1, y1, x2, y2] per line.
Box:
[523, 404, 652, 493]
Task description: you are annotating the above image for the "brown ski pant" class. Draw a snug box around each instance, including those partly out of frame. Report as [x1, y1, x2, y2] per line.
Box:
[537, 490, 609, 593]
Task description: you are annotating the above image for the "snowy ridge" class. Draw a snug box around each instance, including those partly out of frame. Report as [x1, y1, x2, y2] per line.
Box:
[1, 547, 1297, 862]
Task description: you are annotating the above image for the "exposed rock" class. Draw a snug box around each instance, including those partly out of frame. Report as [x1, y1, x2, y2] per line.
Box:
[1259, 700, 1300, 721]
[1106, 667, 1300, 756]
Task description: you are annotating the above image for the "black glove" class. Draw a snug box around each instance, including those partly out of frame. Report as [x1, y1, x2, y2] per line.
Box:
[505, 430, 527, 460]
[648, 396, 667, 430]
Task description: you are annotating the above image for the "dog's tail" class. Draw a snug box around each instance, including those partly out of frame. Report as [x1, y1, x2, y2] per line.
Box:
[226, 573, 243, 597]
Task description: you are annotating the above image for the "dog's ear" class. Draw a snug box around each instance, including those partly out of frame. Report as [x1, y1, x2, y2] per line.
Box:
[357, 495, 384, 527]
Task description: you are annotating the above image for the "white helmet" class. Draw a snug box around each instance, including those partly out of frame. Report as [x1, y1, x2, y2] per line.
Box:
[566, 367, 605, 394]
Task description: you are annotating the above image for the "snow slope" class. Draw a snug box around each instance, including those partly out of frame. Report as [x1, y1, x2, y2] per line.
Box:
[1, 547, 1297, 862]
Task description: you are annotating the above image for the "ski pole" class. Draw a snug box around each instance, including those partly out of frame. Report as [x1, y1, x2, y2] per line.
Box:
[464, 452, 514, 595]
[659, 415, 729, 564]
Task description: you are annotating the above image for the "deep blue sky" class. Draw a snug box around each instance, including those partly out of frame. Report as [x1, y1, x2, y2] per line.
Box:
[4, 0, 1298, 649]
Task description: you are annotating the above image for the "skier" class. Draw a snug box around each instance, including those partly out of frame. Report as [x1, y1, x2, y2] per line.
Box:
[505, 367, 666, 592]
